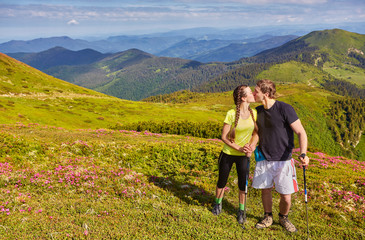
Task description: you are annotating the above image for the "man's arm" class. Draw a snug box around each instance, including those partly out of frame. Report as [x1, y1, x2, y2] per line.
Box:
[290, 119, 309, 166]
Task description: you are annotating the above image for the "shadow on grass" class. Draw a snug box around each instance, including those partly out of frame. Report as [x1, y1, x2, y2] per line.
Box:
[148, 175, 252, 217]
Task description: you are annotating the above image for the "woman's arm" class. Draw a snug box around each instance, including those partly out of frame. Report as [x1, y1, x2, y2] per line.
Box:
[221, 123, 244, 152]
[243, 129, 259, 156]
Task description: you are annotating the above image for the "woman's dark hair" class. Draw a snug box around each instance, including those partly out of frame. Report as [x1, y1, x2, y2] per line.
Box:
[228, 85, 258, 142]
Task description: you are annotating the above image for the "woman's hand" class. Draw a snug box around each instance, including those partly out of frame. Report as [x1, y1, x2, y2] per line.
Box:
[242, 143, 253, 154]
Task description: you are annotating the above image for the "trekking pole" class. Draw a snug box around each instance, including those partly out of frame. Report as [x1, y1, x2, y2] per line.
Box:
[303, 166, 310, 240]
[242, 159, 250, 229]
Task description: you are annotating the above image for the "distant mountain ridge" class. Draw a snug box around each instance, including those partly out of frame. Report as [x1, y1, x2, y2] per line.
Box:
[1, 34, 298, 63]
[2, 24, 364, 55]
[0, 35, 185, 54]
[0, 36, 94, 53]
[192, 35, 298, 62]
[0, 25, 317, 58]
[156, 35, 297, 62]
[8, 47, 111, 70]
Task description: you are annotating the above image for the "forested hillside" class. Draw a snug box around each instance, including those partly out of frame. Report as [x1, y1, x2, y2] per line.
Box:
[45, 49, 232, 100]
[327, 98, 365, 159]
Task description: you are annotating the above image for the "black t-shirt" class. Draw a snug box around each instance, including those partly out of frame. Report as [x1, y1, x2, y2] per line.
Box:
[256, 101, 299, 161]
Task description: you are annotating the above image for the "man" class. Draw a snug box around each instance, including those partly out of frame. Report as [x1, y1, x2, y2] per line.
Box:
[247, 79, 310, 233]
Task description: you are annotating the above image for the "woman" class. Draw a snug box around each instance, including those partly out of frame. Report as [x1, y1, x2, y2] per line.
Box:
[212, 85, 257, 224]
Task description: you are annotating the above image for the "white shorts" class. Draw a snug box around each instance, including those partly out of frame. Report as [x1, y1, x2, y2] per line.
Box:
[252, 158, 298, 195]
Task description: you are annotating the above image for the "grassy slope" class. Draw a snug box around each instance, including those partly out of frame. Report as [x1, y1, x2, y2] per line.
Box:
[0, 124, 363, 239]
[256, 61, 326, 86]
[322, 62, 365, 87]
[0, 53, 225, 129]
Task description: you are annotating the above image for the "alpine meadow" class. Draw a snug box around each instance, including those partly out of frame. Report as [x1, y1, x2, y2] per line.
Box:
[0, 28, 364, 239]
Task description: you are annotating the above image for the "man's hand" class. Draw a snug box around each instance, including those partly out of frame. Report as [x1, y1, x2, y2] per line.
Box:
[299, 153, 309, 166]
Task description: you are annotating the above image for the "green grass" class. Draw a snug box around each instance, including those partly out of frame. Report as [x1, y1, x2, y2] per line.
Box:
[356, 134, 365, 160]
[323, 62, 365, 87]
[0, 124, 364, 239]
[0, 95, 228, 129]
[256, 61, 326, 86]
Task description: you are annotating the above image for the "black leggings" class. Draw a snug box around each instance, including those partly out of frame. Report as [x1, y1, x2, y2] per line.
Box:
[216, 151, 249, 191]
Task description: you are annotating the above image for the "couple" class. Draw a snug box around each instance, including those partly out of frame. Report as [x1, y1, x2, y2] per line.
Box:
[212, 79, 310, 233]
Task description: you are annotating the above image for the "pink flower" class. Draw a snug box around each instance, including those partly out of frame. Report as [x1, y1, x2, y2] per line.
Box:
[84, 230, 88, 235]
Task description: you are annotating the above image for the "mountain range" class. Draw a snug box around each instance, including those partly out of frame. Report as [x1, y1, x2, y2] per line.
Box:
[2, 23, 364, 54]
[3, 35, 297, 64]
[0, 26, 299, 53]
[6, 29, 363, 102]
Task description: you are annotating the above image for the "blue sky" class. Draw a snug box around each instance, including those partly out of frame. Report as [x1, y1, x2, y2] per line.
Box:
[0, 0, 364, 41]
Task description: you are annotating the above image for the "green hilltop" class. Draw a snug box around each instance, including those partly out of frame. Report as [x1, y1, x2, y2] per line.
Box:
[299, 29, 365, 54]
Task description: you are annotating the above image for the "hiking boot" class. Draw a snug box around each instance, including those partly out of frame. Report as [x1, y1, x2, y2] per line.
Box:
[255, 213, 273, 229]
[279, 214, 298, 233]
[237, 209, 245, 224]
[211, 203, 222, 215]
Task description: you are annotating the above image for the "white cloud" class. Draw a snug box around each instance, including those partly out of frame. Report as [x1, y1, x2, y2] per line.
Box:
[0, 0, 364, 40]
[67, 19, 79, 25]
